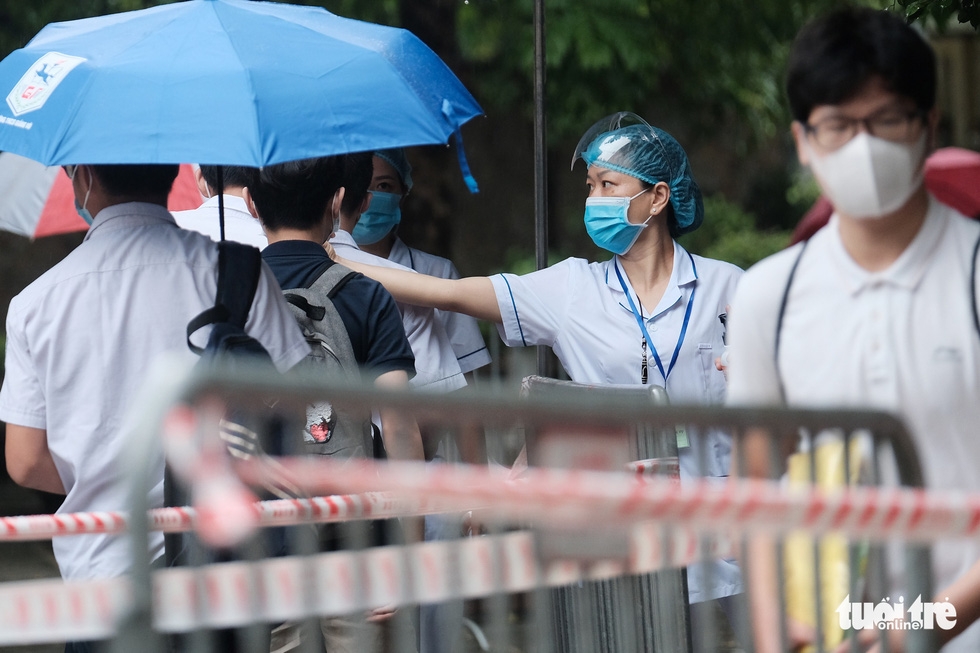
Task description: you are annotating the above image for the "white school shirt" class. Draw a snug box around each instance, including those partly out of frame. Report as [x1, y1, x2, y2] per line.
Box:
[727, 197, 980, 652]
[0, 203, 310, 581]
[489, 241, 744, 602]
[173, 194, 268, 249]
[388, 237, 491, 375]
[331, 229, 465, 393]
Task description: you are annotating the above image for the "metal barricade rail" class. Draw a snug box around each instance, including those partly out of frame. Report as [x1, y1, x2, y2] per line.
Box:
[0, 355, 942, 652]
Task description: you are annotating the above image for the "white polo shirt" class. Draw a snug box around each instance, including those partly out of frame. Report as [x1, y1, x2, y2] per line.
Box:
[388, 237, 491, 375]
[0, 203, 310, 581]
[331, 230, 465, 393]
[490, 241, 744, 602]
[727, 197, 980, 652]
[173, 194, 267, 249]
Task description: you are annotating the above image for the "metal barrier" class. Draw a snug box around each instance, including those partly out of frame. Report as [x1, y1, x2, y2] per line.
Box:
[519, 375, 689, 653]
[0, 355, 944, 652]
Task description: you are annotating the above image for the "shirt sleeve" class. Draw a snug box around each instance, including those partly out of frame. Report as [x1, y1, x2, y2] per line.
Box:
[400, 304, 466, 393]
[245, 262, 312, 373]
[362, 289, 417, 379]
[489, 260, 577, 348]
[0, 297, 47, 429]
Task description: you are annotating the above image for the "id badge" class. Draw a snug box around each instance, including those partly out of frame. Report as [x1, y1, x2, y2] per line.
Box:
[675, 425, 690, 449]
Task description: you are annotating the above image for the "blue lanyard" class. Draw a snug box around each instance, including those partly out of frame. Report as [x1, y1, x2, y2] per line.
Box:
[614, 254, 697, 386]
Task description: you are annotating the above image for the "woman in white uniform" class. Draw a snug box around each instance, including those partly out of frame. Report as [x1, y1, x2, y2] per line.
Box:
[333, 112, 745, 642]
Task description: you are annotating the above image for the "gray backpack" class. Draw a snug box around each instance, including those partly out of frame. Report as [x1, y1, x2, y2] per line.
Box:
[283, 263, 374, 460]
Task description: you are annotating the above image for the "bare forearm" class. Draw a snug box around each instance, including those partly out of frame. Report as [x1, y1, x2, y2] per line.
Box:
[454, 420, 487, 467]
[934, 559, 980, 646]
[335, 255, 502, 323]
[5, 424, 66, 495]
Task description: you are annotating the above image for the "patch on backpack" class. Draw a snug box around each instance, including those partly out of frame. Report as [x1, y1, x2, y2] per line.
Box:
[306, 401, 338, 443]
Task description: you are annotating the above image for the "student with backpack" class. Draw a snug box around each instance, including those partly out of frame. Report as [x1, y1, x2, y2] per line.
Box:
[242, 154, 423, 652]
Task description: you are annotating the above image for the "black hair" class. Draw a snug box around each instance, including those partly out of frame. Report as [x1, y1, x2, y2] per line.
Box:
[198, 164, 258, 191]
[786, 7, 936, 123]
[246, 157, 345, 232]
[340, 151, 374, 217]
[89, 164, 179, 198]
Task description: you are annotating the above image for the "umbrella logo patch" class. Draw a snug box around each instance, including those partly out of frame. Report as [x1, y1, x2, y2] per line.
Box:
[7, 52, 86, 116]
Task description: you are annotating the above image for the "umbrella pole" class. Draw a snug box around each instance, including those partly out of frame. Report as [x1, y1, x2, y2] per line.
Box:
[533, 0, 555, 378]
[217, 165, 226, 242]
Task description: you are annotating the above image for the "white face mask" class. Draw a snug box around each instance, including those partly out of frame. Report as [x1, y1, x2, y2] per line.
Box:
[806, 131, 927, 220]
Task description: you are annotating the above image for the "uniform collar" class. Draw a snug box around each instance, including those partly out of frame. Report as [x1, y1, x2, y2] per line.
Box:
[83, 202, 175, 242]
[605, 240, 696, 319]
[330, 228, 358, 249]
[389, 236, 410, 260]
[199, 193, 250, 215]
[827, 194, 946, 295]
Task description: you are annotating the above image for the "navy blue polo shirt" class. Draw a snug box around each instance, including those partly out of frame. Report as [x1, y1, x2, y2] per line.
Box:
[262, 240, 415, 379]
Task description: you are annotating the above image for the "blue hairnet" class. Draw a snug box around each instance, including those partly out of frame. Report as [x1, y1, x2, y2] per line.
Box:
[373, 148, 413, 193]
[572, 112, 703, 236]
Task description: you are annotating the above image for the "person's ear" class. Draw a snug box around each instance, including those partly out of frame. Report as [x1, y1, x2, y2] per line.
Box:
[331, 187, 346, 221]
[791, 122, 810, 167]
[73, 164, 96, 197]
[194, 166, 212, 199]
[242, 187, 259, 219]
[646, 181, 671, 217]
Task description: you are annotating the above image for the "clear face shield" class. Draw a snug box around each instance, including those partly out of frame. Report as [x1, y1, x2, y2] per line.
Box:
[570, 111, 704, 237]
[571, 111, 653, 172]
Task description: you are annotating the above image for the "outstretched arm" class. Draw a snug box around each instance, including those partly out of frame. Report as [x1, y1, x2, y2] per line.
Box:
[327, 246, 502, 324]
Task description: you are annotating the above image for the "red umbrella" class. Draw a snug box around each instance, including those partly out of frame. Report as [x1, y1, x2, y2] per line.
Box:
[0, 152, 203, 239]
[791, 146, 980, 244]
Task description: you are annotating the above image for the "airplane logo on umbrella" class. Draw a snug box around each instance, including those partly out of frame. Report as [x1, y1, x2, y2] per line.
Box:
[6, 52, 86, 116]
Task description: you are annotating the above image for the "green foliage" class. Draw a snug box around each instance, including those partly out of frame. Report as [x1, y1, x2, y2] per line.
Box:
[678, 195, 791, 271]
[894, 0, 980, 29]
[454, 0, 889, 145]
[0, 1, 175, 57]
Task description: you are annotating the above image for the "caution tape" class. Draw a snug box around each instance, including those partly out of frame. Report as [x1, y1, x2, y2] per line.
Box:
[10, 458, 980, 547]
[0, 493, 461, 542]
[236, 457, 980, 544]
[0, 525, 735, 645]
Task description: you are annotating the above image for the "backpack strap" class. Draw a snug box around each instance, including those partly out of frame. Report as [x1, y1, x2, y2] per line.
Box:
[775, 239, 810, 402]
[282, 263, 361, 380]
[972, 228, 980, 344]
[186, 241, 263, 354]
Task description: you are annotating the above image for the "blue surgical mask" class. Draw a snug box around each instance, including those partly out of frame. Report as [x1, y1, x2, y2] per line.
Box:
[352, 191, 401, 245]
[72, 168, 95, 225]
[584, 188, 650, 255]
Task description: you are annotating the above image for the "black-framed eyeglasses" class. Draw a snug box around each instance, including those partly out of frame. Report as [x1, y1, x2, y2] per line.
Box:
[804, 108, 926, 150]
[62, 164, 77, 179]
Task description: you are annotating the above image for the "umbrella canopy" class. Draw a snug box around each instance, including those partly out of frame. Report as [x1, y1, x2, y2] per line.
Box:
[792, 146, 980, 244]
[0, 152, 202, 238]
[0, 0, 482, 172]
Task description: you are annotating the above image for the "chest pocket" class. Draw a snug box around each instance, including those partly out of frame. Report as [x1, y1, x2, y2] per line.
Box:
[698, 343, 726, 404]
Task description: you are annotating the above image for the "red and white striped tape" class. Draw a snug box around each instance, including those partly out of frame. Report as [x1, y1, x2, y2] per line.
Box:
[236, 457, 980, 544]
[0, 493, 462, 542]
[8, 459, 980, 547]
[0, 525, 735, 645]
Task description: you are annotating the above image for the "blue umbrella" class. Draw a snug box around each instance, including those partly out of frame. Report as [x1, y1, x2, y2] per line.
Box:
[0, 0, 482, 190]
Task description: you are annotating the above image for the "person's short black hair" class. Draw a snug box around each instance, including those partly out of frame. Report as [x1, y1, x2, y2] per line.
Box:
[199, 164, 258, 191]
[90, 164, 179, 198]
[247, 157, 344, 232]
[340, 152, 374, 217]
[786, 7, 936, 123]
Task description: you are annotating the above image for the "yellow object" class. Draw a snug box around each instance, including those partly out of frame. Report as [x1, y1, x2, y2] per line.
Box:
[784, 436, 868, 651]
